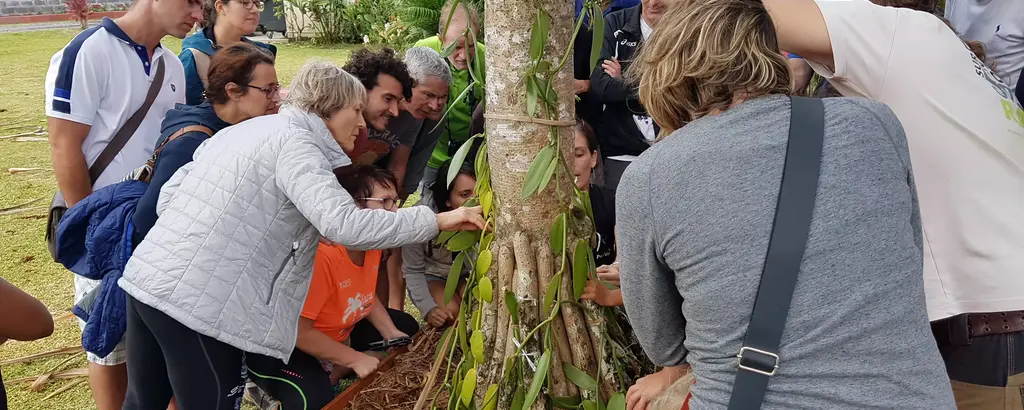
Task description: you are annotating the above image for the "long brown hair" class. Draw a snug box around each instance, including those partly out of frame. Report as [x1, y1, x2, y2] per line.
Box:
[626, 0, 791, 135]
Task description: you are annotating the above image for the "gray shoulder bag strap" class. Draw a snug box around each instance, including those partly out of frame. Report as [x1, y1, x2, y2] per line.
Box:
[46, 57, 167, 261]
[726, 96, 825, 410]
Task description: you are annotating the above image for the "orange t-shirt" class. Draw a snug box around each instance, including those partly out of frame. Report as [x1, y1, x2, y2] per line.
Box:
[301, 243, 382, 343]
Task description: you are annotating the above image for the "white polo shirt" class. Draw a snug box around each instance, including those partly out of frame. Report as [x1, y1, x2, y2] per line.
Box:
[45, 17, 185, 190]
[810, 0, 1024, 320]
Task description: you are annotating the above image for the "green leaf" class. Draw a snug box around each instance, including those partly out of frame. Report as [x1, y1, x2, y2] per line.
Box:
[474, 140, 488, 176]
[441, 0, 462, 48]
[536, 60, 552, 74]
[481, 190, 494, 218]
[541, 77, 558, 107]
[478, 275, 494, 303]
[462, 197, 480, 208]
[526, 74, 539, 118]
[543, 272, 562, 315]
[522, 145, 555, 199]
[447, 135, 478, 188]
[480, 232, 495, 253]
[511, 386, 526, 410]
[573, 240, 591, 301]
[461, 368, 477, 406]
[435, 231, 458, 246]
[476, 249, 493, 277]
[434, 327, 453, 360]
[482, 384, 500, 410]
[538, 155, 558, 193]
[551, 395, 582, 409]
[581, 399, 598, 410]
[563, 362, 599, 391]
[590, 2, 605, 72]
[447, 231, 478, 252]
[607, 393, 626, 410]
[470, 331, 484, 363]
[444, 252, 466, 304]
[529, 9, 550, 61]
[522, 350, 552, 410]
[505, 290, 519, 324]
[550, 212, 566, 252]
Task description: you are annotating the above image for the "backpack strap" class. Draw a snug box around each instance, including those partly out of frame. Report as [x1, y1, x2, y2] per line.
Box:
[153, 124, 213, 159]
[188, 48, 212, 89]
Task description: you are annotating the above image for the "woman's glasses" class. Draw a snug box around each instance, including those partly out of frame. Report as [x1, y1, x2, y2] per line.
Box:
[245, 84, 280, 99]
[238, 0, 264, 10]
[360, 197, 399, 210]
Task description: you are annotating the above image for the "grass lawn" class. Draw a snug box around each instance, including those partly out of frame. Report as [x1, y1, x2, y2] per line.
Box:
[0, 28, 361, 410]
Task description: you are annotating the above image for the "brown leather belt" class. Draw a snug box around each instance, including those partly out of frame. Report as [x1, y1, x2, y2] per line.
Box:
[967, 311, 1024, 338]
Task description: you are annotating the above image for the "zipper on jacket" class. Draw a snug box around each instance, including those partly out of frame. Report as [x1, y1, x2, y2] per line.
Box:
[266, 241, 299, 304]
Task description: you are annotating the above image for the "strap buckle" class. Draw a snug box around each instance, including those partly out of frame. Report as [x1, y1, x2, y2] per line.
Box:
[737, 346, 780, 376]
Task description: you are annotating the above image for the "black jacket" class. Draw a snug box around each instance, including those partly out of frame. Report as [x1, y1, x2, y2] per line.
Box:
[589, 5, 656, 158]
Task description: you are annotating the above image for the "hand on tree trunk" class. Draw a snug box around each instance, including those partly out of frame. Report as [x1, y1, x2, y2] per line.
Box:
[435, 206, 486, 231]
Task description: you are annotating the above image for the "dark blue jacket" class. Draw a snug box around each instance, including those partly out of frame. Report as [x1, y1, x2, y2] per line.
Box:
[179, 28, 277, 105]
[132, 102, 230, 245]
[57, 180, 148, 358]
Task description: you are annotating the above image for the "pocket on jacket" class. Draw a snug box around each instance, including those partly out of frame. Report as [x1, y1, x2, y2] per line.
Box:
[266, 241, 299, 304]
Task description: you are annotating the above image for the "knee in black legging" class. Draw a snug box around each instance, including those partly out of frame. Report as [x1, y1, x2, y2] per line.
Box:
[390, 309, 421, 338]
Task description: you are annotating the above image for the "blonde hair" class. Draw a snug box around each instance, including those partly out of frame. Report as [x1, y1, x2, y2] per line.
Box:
[627, 0, 791, 135]
[285, 59, 367, 119]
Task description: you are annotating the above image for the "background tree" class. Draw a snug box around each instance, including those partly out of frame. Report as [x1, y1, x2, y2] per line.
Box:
[417, 1, 650, 409]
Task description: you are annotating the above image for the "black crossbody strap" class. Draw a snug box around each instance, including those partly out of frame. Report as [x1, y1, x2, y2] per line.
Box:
[726, 96, 825, 410]
[88, 57, 165, 183]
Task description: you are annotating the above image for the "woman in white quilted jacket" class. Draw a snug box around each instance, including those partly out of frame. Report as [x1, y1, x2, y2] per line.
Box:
[117, 60, 484, 410]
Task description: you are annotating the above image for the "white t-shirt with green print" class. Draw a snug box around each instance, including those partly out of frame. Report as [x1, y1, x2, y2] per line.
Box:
[809, 0, 1024, 321]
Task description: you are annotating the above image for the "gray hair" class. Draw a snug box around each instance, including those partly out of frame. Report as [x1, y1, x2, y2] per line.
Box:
[404, 46, 452, 86]
[285, 59, 367, 119]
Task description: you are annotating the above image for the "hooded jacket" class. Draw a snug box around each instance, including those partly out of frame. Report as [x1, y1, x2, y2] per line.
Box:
[179, 28, 277, 105]
[119, 106, 439, 361]
[131, 102, 230, 245]
[589, 5, 657, 158]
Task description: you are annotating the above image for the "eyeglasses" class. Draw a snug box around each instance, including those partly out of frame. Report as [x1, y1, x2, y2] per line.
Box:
[246, 84, 280, 99]
[359, 197, 399, 210]
[238, 0, 264, 10]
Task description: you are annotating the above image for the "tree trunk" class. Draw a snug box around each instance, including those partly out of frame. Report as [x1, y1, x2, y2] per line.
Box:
[477, 0, 602, 406]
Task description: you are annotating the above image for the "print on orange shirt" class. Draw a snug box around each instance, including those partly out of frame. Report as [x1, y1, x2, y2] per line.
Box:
[301, 243, 382, 343]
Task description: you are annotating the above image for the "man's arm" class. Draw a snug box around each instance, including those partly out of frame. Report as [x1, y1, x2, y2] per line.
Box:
[365, 295, 404, 339]
[0, 278, 54, 343]
[48, 118, 93, 207]
[616, 157, 688, 367]
[387, 145, 412, 196]
[763, 0, 835, 69]
[589, 14, 631, 103]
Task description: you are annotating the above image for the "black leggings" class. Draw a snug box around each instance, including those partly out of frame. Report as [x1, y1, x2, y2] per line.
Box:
[123, 295, 253, 410]
[246, 309, 420, 409]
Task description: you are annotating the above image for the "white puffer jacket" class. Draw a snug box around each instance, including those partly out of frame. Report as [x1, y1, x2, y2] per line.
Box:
[119, 106, 438, 361]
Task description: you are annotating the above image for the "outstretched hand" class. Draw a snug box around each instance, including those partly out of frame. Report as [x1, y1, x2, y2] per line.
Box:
[435, 206, 485, 231]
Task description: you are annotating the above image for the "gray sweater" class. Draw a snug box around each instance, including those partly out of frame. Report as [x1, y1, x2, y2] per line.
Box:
[617, 96, 955, 409]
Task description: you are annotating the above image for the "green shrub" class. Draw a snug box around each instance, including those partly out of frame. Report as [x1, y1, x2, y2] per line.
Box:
[400, 0, 484, 41]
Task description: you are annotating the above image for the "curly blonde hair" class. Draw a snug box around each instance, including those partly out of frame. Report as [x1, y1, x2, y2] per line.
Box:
[627, 0, 791, 135]
[286, 59, 367, 119]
